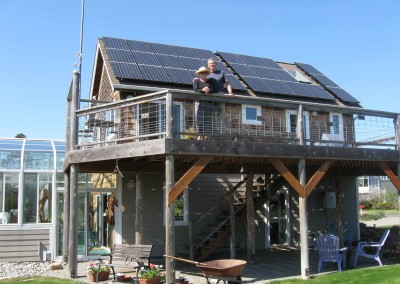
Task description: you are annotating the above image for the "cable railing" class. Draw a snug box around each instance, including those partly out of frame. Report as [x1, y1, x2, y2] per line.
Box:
[75, 90, 399, 150]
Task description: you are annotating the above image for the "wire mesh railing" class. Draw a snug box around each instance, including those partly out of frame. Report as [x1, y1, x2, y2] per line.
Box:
[75, 91, 399, 150]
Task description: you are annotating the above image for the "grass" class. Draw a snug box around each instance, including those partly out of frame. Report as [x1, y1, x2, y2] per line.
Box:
[2, 265, 400, 284]
[269, 264, 400, 284]
[0, 277, 82, 283]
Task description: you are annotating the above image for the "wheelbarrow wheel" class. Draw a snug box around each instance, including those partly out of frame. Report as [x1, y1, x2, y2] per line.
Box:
[216, 280, 226, 284]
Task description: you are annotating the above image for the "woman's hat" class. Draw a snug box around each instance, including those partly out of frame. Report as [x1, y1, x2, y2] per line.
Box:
[196, 66, 211, 75]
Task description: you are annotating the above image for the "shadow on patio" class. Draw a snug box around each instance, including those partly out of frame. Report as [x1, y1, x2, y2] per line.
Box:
[174, 247, 398, 283]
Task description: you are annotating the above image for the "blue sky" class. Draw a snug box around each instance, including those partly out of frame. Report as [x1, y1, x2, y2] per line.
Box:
[1, 0, 399, 140]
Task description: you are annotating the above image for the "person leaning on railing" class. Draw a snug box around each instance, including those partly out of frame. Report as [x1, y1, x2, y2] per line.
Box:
[207, 58, 234, 97]
[193, 67, 213, 140]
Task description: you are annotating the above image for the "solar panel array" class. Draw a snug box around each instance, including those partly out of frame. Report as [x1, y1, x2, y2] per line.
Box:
[295, 63, 359, 103]
[102, 37, 246, 90]
[218, 52, 334, 101]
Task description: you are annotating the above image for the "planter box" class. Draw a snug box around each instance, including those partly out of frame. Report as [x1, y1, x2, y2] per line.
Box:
[139, 276, 162, 284]
[87, 271, 110, 282]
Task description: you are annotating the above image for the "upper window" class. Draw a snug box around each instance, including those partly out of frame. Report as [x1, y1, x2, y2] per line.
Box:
[242, 104, 262, 125]
[286, 70, 309, 83]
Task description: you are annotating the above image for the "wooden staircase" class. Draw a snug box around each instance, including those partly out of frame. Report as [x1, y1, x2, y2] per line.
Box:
[184, 174, 286, 261]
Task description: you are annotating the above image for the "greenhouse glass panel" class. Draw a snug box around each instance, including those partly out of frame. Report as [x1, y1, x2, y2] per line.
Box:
[0, 151, 21, 169]
[4, 173, 19, 223]
[24, 151, 54, 170]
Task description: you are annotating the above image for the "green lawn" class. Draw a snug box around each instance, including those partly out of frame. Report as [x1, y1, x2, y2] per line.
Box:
[1, 265, 400, 284]
[269, 264, 400, 284]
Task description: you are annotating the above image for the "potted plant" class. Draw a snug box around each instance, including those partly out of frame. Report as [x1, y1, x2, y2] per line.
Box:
[139, 264, 165, 284]
[86, 263, 111, 282]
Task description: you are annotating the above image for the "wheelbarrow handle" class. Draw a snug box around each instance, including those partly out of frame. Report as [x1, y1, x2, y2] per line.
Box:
[163, 255, 208, 266]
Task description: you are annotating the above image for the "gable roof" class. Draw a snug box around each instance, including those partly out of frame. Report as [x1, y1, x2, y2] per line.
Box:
[94, 36, 361, 107]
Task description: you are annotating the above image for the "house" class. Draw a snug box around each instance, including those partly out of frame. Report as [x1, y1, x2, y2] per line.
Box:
[45, 37, 400, 281]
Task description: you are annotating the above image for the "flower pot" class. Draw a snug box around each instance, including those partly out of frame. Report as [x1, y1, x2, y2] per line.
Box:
[87, 271, 110, 282]
[139, 276, 162, 284]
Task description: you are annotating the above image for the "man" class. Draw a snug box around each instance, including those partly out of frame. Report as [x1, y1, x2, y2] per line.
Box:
[207, 58, 234, 97]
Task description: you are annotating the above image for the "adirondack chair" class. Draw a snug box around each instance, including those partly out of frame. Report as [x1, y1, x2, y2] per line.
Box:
[353, 229, 390, 267]
[316, 234, 348, 272]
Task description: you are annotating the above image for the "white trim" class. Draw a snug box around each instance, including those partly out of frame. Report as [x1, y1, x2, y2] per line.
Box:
[285, 110, 310, 139]
[242, 104, 262, 125]
[329, 112, 343, 136]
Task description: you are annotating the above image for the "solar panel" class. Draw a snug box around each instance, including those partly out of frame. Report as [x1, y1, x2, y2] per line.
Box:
[138, 65, 170, 82]
[193, 48, 216, 60]
[230, 63, 259, 77]
[103, 37, 129, 50]
[327, 87, 360, 103]
[215, 61, 232, 74]
[126, 40, 154, 53]
[264, 79, 295, 95]
[164, 68, 194, 84]
[217, 52, 244, 64]
[269, 69, 298, 82]
[107, 49, 136, 64]
[150, 43, 177, 56]
[312, 74, 339, 88]
[304, 84, 334, 100]
[132, 51, 161, 66]
[157, 54, 187, 69]
[295, 62, 323, 75]
[180, 57, 206, 71]
[241, 77, 274, 93]
[249, 66, 277, 80]
[169, 45, 199, 59]
[111, 62, 143, 80]
[226, 75, 247, 91]
[285, 82, 315, 98]
[237, 54, 264, 66]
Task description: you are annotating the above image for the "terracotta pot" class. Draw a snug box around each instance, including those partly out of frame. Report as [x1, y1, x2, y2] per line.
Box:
[139, 276, 162, 284]
[87, 271, 110, 282]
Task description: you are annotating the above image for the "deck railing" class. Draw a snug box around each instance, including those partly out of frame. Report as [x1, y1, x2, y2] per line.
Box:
[75, 90, 399, 150]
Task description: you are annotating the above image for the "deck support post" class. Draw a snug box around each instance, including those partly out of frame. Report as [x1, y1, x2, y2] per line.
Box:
[68, 70, 80, 278]
[165, 92, 175, 284]
[336, 174, 344, 246]
[246, 172, 255, 264]
[297, 105, 309, 279]
[230, 186, 236, 259]
[135, 171, 143, 244]
[62, 172, 70, 263]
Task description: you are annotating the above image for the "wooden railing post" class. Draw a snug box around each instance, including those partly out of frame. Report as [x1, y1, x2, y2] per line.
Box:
[189, 220, 194, 260]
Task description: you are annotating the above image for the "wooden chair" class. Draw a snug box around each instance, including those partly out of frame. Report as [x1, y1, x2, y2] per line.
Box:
[316, 234, 348, 272]
[353, 229, 390, 267]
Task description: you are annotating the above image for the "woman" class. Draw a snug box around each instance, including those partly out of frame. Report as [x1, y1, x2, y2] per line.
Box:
[193, 67, 213, 140]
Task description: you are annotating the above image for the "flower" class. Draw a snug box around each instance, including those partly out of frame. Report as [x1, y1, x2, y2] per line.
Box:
[140, 264, 163, 279]
[86, 263, 111, 274]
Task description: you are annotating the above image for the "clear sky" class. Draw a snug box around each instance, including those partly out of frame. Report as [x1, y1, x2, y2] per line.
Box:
[1, 0, 399, 140]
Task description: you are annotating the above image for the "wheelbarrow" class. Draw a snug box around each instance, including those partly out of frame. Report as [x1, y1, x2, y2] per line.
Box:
[164, 255, 247, 283]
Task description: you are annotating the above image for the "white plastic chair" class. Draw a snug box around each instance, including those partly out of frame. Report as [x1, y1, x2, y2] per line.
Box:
[316, 234, 347, 272]
[353, 229, 390, 267]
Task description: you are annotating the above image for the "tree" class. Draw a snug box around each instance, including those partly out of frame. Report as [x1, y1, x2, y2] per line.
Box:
[15, 133, 26, 138]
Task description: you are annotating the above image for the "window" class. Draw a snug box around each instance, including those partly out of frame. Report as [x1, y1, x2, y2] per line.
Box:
[0, 173, 19, 224]
[330, 113, 343, 135]
[242, 104, 262, 125]
[164, 187, 188, 226]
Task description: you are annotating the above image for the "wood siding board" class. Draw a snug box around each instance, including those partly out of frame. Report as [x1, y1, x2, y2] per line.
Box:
[69, 140, 166, 164]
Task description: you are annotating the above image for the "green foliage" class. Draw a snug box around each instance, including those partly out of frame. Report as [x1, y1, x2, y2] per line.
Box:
[14, 133, 27, 138]
[361, 210, 385, 221]
[140, 264, 164, 280]
[360, 192, 399, 210]
[269, 264, 400, 283]
[86, 263, 110, 274]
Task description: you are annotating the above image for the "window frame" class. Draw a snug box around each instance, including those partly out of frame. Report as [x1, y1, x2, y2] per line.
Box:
[242, 104, 262, 125]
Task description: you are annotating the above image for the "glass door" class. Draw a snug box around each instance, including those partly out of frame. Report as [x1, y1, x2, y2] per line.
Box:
[265, 188, 290, 247]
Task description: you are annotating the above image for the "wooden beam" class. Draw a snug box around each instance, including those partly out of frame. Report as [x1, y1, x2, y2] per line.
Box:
[246, 172, 255, 264]
[271, 158, 305, 197]
[304, 160, 334, 197]
[377, 161, 400, 192]
[168, 155, 214, 206]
